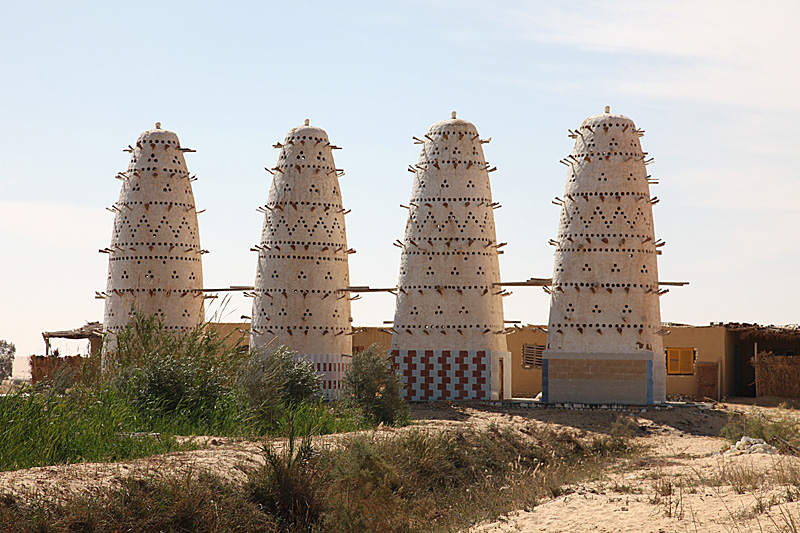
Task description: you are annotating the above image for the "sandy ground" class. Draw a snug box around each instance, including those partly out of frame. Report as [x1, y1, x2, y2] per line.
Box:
[4, 399, 800, 532]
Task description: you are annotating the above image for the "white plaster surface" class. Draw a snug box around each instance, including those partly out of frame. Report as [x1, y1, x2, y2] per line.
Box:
[391, 115, 507, 353]
[543, 110, 665, 403]
[103, 125, 204, 344]
[250, 123, 352, 393]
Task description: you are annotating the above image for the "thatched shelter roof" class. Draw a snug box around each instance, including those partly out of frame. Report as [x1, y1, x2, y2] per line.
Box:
[42, 322, 102, 340]
[723, 322, 800, 341]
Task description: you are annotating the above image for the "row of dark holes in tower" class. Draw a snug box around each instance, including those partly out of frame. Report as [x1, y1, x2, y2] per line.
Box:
[550, 323, 650, 330]
[258, 325, 348, 331]
[564, 302, 635, 313]
[260, 240, 348, 247]
[554, 282, 656, 289]
[394, 324, 500, 330]
[285, 134, 328, 142]
[402, 236, 493, 243]
[260, 254, 346, 262]
[111, 240, 197, 249]
[275, 163, 335, 172]
[110, 255, 200, 264]
[417, 158, 486, 166]
[255, 289, 349, 297]
[410, 197, 493, 203]
[399, 284, 495, 290]
[106, 287, 199, 294]
[561, 191, 648, 199]
[571, 151, 643, 159]
[556, 247, 655, 254]
[119, 201, 194, 209]
[266, 201, 343, 208]
[405, 251, 496, 258]
[558, 232, 652, 239]
[132, 166, 190, 174]
[108, 324, 195, 332]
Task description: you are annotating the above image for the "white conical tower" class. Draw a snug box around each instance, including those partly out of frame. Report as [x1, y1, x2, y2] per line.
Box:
[103, 123, 205, 351]
[390, 112, 510, 401]
[250, 120, 352, 398]
[542, 107, 665, 405]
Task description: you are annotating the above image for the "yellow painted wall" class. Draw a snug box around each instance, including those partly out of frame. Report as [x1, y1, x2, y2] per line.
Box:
[506, 326, 547, 398]
[211, 322, 250, 352]
[352, 328, 392, 353]
[218, 323, 736, 400]
[662, 325, 729, 398]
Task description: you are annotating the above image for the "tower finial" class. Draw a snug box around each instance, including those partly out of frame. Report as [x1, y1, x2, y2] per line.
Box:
[155, 122, 161, 129]
[604, 106, 610, 114]
[304, 118, 310, 126]
[451, 111, 457, 119]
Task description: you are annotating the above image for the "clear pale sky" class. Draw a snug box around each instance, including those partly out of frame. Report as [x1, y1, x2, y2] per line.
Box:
[2, 1, 798, 377]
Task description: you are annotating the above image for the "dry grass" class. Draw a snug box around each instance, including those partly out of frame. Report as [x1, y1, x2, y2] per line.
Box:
[0, 419, 637, 532]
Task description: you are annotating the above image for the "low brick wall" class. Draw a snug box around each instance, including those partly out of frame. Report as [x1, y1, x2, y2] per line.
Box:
[29, 355, 86, 384]
[542, 352, 664, 405]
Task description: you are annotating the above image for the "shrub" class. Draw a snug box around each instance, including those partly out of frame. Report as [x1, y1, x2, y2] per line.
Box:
[342, 345, 408, 425]
[237, 346, 321, 427]
[107, 313, 248, 429]
[246, 419, 324, 530]
[0, 471, 276, 532]
[721, 409, 800, 452]
[0, 340, 14, 381]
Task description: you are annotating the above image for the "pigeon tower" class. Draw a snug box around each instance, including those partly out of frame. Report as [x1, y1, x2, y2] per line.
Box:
[390, 112, 511, 401]
[102, 123, 205, 351]
[250, 120, 352, 398]
[542, 107, 665, 405]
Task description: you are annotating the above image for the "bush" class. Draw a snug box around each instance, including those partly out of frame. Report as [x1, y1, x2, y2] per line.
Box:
[106, 313, 248, 428]
[246, 419, 324, 530]
[0, 340, 14, 381]
[721, 409, 800, 453]
[342, 345, 408, 425]
[237, 346, 321, 424]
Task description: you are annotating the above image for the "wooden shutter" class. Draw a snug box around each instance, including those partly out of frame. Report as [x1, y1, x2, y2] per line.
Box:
[522, 344, 544, 368]
[667, 348, 694, 375]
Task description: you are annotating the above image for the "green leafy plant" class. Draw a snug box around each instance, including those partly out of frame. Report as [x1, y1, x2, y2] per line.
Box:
[342, 344, 408, 425]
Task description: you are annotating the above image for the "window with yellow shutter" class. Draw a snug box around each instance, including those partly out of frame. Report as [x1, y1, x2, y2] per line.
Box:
[666, 347, 695, 375]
